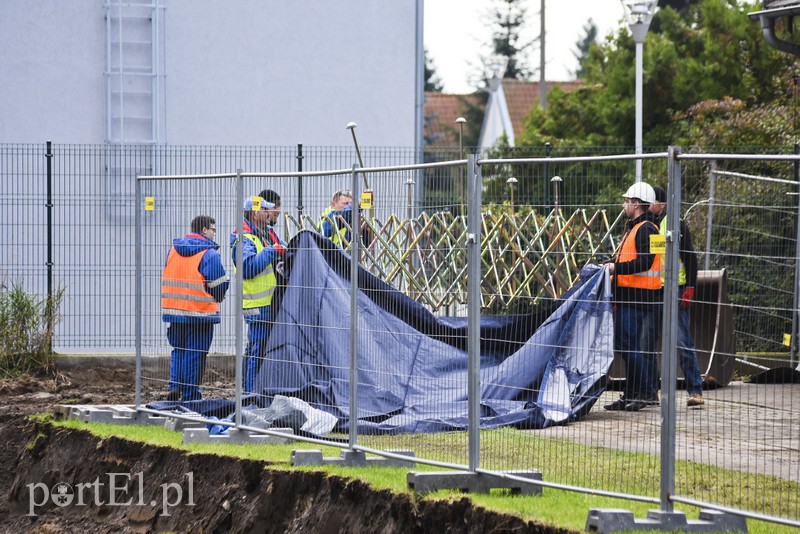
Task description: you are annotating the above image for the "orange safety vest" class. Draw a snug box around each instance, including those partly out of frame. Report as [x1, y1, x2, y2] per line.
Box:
[161, 248, 219, 317]
[613, 220, 662, 290]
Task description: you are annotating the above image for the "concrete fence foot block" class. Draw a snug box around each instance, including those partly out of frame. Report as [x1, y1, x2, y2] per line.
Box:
[291, 450, 325, 465]
[56, 404, 171, 426]
[129, 409, 169, 426]
[291, 449, 416, 467]
[163, 416, 207, 432]
[586, 508, 748, 533]
[53, 405, 73, 420]
[407, 470, 542, 496]
[182, 427, 294, 445]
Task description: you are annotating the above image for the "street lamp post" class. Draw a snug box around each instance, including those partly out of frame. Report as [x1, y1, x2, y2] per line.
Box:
[456, 117, 466, 160]
[620, 0, 657, 183]
[347, 121, 373, 222]
[551, 175, 562, 212]
[507, 176, 518, 214]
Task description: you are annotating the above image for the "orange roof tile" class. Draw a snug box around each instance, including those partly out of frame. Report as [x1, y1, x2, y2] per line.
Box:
[423, 92, 483, 147]
[425, 80, 582, 147]
[501, 79, 583, 140]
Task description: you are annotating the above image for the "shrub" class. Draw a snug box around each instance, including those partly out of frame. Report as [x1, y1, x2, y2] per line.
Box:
[0, 283, 63, 378]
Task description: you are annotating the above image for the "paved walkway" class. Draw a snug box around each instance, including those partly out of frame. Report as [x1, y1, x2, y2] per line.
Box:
[539, 381, 800, 483]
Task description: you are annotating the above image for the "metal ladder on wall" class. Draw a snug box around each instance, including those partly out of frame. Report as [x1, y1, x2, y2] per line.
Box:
[104, 0, 166, 219]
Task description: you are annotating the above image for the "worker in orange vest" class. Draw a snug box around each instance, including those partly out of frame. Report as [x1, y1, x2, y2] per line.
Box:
[161, 215, 229, 401]
[604, 182, 662, 412]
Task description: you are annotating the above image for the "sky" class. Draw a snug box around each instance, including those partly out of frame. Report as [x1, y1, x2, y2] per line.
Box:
[424, 0, 627, 93]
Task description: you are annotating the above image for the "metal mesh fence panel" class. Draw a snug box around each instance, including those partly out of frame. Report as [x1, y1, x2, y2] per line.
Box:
[2, 143, 48, 311]
[1, 143, 421, 352]
[5, 142, 800, 527]
[138, 174, 240, 405]
[471, 154, 667, 500]
[351, 161, 471, 466]
[671, 153, 800, 523]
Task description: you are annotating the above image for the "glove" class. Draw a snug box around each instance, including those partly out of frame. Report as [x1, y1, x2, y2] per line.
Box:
[273, 243, 287, 257]
[275, 260, 285, 277]
[680, 286, 695, 309]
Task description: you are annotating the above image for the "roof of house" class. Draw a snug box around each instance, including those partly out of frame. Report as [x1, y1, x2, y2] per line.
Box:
[750, 0, 800, 17]
[501, 79, 583, 140]
[423, 92, 483, 148]
[424, 79, 583, 148]
[477, 79, 584, 148]
[765, 0, 800, 7]
[748, 0, 800, 56]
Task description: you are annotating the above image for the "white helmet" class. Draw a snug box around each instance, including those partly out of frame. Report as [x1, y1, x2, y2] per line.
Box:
[622, 182, 656, 204]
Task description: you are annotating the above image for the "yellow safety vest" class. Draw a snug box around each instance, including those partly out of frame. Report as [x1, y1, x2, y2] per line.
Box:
[319, 207, 349, 247]
[235, 233, 276, 315]
[659, 217, 687, 286]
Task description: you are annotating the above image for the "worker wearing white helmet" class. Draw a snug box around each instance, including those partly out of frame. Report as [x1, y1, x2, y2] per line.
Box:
[622, 182, 656, 204]
[604, 181, 662, 412]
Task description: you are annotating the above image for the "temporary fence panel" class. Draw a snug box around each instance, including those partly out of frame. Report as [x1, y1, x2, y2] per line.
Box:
[671, 153, 800, 524]
[465, 152, 799, 527]
[467, 153, 668, 502]
[137, 174, 240, 405]
[6, 142, 800, 528]
[349, 160, 472, 465]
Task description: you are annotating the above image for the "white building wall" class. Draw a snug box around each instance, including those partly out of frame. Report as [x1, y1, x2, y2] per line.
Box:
[0, 2, 107, 144]
[1, 1, 422, 352]
[0, 0, 419, 147]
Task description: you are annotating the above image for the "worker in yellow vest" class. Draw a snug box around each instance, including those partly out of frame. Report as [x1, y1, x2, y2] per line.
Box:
[647, 185, 705, 407]
[604, 182, 662, 412]
[319, 189, 353, 247]
[161, 215, 229, 401]
[230, 191, 286, 393]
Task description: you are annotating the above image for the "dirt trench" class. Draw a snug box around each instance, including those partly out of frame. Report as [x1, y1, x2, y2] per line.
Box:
[0, 361, 575, 533]
[0, 415, 574, 534]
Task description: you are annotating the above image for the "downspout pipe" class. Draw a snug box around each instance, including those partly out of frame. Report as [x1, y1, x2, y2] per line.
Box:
[756, 14, 800, 57]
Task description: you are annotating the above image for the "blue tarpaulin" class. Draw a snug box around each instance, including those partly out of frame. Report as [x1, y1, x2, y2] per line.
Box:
[251, 231, 614, 434]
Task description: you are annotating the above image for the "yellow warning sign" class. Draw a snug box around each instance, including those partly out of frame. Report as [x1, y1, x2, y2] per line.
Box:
[145, 197, 155, 211]
[783, 333, 792, 347]
[361, 190, 374, 209]
[650, 234, 666, 254]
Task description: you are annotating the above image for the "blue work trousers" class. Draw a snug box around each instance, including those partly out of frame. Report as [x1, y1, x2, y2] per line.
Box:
[676, 306, 704, 394]
[614, 304, 653, 400]
[642, 295, 704, 395]
[167, 323, 214, 401]
[641, 305, 661, 394]
[244, 318, 272, 394]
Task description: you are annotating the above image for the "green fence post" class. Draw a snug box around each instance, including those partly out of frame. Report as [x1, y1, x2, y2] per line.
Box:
[45, 140, 54, 351]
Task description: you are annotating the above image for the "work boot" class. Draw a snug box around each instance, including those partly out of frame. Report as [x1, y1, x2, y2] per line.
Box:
[644, 392, 660, 406]
[623, 399, 648, 411]
[604, 397, 629, 411]
[687, 394, 705, 407]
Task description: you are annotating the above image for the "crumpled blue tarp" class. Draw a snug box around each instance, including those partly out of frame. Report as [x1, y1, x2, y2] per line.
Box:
[251, 230, 614, 434]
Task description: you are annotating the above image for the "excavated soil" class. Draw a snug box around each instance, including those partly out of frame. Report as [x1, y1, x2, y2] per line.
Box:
[0, 360, 573, 534]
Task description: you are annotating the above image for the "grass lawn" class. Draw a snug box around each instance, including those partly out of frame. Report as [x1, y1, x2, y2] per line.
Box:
[52, 417, 799, 533]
